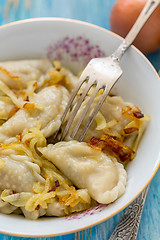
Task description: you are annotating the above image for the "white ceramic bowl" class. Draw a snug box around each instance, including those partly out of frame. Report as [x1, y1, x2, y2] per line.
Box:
[0, 18, 159, 237]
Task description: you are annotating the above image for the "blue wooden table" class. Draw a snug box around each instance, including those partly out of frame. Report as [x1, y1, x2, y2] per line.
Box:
[0, 1, 159, 239]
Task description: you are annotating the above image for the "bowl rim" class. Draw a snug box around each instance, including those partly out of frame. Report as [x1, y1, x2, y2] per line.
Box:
[0, 17, 159, 238]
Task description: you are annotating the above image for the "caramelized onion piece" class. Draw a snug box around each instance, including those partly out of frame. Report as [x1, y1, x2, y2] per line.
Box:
[133, 112, 144, 119]
[88, 136, 102, 151]
[25, 96, 30, 102]
[122, 105, 144, 119]
[124, 127, 138, 134]
[88, 135, 135, 162]
[23, 103, 35, 110]
[8, 106, 19, 119]
[0, 66, 22, 90]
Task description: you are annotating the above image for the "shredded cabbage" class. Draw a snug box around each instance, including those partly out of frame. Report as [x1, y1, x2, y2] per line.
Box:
[0, 122, 91, 214]
[95, 111, 107, 130]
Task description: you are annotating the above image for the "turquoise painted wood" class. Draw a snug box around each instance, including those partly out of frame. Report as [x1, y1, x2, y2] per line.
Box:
[0, 0, 159, 239]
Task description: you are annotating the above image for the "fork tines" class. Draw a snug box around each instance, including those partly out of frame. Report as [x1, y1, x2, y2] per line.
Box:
[59, 76, 109, 141]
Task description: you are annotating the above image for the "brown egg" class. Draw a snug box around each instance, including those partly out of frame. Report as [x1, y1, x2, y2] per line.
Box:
[110, 0, 160, 54]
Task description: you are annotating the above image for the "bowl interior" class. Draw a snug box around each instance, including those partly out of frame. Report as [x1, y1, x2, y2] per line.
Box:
[0, 18, 160, 237]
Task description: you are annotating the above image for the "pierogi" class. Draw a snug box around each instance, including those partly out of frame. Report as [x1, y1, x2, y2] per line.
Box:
[39, 141, 127, 204]
[0, 59, 149, 219]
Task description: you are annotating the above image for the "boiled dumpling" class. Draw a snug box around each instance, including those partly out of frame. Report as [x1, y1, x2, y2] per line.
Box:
[46, 202, 65, 217]
[0, 59, 53, 89]
[21, 206, 46, 220]
[0, 154, 43, 193]
[0, 85, 69, 142]
[39, 141, 127, 204]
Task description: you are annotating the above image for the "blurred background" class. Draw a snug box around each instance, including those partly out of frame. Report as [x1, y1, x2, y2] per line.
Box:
[0, 0, 159, 71]
[0, 0, 159, 240]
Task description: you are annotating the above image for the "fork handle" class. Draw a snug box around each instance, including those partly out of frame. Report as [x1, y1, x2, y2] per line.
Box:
[111, 0, 160, 61]
[109, 185, 150, 240]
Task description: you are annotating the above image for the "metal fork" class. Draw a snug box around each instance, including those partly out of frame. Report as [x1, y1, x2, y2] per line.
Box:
[109, 185, 150, 240]
[60, 0, 160, 141]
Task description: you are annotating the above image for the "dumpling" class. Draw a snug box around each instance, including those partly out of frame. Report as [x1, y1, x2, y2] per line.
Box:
[46, 202, 65, 217]
[0, 155, 43, 193]
[39, 141, 127, 204]
[0, 85, 69, 142]
[21, 206, 46, 220]
[0, 59, 53, 89]
[100, 96, 132, 130]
